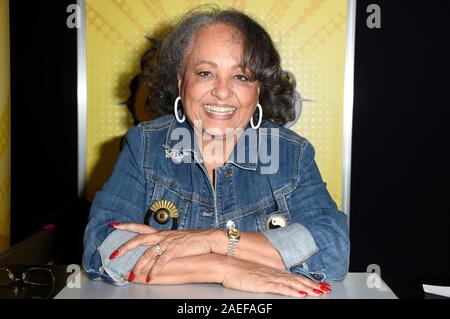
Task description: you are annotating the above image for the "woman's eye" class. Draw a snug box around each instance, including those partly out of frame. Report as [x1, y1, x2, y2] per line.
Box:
[197, 71, 212, 77]
[235, 74, 249, 81]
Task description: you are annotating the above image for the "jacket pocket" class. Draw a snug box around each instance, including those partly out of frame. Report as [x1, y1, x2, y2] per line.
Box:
[217, 195, 293, 232]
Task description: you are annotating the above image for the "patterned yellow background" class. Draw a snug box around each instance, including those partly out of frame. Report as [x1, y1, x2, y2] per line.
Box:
[0, 0, 10, 252]
[85, 0, 348, 209]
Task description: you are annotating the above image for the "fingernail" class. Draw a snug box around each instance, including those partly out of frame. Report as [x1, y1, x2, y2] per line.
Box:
[298, 291, 308, 296]
[128, 272, 135, 282]
[43, 224, 55, 232]
[320, 282, 330, 287]
[146, 276, 151, 283]
[320, 286, 332, 293]
[109, 222, 121, 227]
[313, 289, 324, 295]
[109, 249, 120, 260]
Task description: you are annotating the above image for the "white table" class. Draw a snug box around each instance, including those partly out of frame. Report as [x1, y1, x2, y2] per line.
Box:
[55, 271, 397, 299]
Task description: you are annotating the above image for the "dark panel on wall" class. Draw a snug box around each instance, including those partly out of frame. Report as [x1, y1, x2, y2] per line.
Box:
[10, 0, 85, 263]
[350, 0, 450, 296]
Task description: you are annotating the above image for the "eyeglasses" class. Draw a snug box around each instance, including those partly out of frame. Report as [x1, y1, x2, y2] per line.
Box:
[0, 267, 56, 299]
[0, 267, 55, 286]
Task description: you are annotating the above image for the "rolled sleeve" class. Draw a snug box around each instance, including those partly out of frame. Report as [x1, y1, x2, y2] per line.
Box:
[271, 139, 350, 282]
[261, 223, 319, 269]
[97, 229, 148, 286]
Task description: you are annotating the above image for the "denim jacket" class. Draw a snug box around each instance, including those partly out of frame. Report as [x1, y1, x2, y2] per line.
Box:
[82, 114, 350, 285]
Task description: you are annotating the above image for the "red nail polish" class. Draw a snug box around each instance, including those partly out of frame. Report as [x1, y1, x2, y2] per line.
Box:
[43, 224, 55, 232]
[109, 250, 120, 260]
[298, 291, 308, 296]
[320, 286, 332, 293]
[313, 289, 324, 295]
[128, 272, 135, 282]
[320, 282, 330, 287]
[109, 222, 121, 227]
[146, 276, 151, 283]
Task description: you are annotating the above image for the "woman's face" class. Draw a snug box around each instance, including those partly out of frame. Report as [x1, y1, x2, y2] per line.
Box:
[178, 23, 260, 137]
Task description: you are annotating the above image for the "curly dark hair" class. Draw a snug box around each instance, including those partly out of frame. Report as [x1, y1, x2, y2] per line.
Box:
[141, 5, 296, 126]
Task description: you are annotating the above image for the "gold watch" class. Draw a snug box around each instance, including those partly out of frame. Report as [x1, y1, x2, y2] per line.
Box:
[225, 220, 240, 257]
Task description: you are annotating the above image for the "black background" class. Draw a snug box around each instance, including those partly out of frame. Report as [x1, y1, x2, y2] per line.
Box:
[350, 0, 450, 297]
[9, 0, 83, 264]
[8, 0, 450, 298]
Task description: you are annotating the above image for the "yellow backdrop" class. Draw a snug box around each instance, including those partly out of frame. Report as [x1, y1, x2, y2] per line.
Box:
[85, 0, 348, 209]
[0, 0, 10, 251]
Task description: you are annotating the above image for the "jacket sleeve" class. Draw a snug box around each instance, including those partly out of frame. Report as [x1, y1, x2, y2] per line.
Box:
[261, 139, 350, 282]
[82, 125, 149, 283]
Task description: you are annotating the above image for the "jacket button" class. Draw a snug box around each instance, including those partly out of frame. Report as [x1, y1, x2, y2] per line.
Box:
[312, 273, 324, 281]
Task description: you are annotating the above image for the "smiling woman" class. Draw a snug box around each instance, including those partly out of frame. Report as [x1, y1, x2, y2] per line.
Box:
[83, 6, 349, 298]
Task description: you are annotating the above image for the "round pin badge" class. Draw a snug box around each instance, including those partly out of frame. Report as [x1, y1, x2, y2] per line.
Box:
[267, 214, 287, 230]
[144, 199, 179, 230]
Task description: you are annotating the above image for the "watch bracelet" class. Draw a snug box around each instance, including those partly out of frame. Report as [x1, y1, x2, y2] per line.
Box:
[226, 238, 239, 257]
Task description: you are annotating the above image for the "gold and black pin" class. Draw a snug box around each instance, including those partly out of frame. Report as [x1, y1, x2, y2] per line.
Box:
[144, 199, 179, 230]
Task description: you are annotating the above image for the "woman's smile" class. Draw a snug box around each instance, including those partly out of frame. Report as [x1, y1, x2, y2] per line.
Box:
[203, 104, 237, 120]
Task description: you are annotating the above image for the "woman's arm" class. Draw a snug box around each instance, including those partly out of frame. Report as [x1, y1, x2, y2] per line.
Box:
[132, 253, 224, 284]
[110, 224, 286, 278]
[208, 230, 285, 270]
[111, 223, 316, 281]
[131, 253, 326, 297]
[82, 126, 148, 282]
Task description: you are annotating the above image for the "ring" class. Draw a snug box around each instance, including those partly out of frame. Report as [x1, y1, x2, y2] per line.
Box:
[155, 244, 163, 256]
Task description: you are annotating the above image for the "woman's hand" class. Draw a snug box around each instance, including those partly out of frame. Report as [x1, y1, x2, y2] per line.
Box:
[109, 223, 216, 282]
[221, 258, 331, 297]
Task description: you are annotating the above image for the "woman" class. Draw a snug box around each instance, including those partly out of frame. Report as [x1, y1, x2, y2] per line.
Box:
[83, 7, 349, 298]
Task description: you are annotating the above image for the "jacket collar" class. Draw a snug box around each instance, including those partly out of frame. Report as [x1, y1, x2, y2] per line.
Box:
[163, 113, 259, 171]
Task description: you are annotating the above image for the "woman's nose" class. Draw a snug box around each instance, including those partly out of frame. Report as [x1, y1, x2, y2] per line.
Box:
[211, 79, 233, 100]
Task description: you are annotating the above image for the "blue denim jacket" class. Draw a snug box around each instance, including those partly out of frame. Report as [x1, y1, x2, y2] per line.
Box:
[82, 114, 350, 285]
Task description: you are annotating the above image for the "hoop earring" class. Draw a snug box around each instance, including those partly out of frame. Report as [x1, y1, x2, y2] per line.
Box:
[250, 103, 263, 129]
[174, 96, 185, 123]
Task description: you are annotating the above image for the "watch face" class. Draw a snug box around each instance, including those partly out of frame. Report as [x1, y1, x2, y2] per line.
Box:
[228, 228, 240, 239]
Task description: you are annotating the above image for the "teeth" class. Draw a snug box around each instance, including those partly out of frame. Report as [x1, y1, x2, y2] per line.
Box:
[204, 104, 236, 114]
